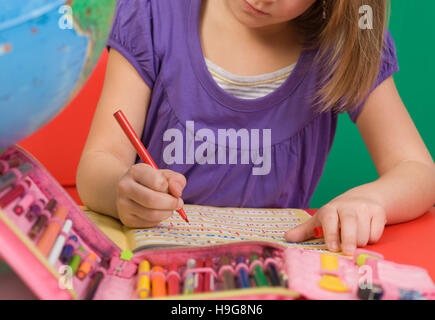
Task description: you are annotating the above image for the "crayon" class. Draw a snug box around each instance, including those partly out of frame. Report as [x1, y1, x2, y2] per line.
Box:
[0, 162, 32, 192]
[194, 258, 204, 294]
[151, 266, 166, 298]
[114, 110, 189, 223]
[60, 235, 78, 264]
[218, 255, 236, 290]
[69, 246, 85, 274]
[263, 250, 281, 286]
[36, 206, 68, 256]
[47, 219, 72, 265]
[203, 257, 215, 293]
[235, 256, 250, 289]
[0, 182, 27, 208]
[28, 198, 57, 240]
[84, 257, 110, 300]
[13, 193, 34, 215]
[77, 252, 97, 280]
[167, 264, 180, 296]
[183, 259, 196, 295]
[249, 254, 268, 287]
[0, 158, 20, 174]
[137, 260, 151, 299]
[25, 199, 45, 222]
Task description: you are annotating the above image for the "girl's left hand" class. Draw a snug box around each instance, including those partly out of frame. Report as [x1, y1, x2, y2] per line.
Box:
[284, 195, 387, 255]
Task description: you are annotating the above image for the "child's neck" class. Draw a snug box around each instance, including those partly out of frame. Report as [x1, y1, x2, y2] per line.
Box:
[199, 0, 303, 76]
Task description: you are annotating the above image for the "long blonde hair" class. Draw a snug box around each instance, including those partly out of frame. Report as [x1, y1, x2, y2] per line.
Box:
[294, 0, 390, 114]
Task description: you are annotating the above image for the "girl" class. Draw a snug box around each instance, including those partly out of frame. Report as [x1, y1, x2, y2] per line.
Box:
[76, 0, 435, 255]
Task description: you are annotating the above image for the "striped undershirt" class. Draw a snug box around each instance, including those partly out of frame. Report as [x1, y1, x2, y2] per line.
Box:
[205, 58, 296, 100]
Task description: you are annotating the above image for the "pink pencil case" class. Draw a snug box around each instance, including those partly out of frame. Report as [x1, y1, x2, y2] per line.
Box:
[0, 145, 434, 300]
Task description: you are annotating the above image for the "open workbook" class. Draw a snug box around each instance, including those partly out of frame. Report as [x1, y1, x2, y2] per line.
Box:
[83, 204, 327, 252]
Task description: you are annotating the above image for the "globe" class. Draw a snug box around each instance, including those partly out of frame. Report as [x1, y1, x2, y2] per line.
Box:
[0, 0, 117, 150]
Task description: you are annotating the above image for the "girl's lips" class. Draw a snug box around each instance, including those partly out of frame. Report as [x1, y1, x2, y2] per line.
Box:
[242, 0, 269, 16]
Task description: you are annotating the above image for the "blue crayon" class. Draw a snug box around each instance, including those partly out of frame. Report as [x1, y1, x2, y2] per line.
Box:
[236, 256, 250, 289]
[60, 235, 78, 264]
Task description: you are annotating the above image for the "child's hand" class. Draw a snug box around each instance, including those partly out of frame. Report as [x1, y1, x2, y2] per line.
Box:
[284, 195, 387, 255]
[116, 163, 186, 228]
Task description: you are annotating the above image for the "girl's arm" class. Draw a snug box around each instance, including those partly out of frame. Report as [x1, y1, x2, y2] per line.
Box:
[76, 49, 186, 227]
[285, 77, 435, 255]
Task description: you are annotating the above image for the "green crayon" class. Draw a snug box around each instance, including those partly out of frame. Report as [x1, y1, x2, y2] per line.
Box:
[69, 246, 85, 274]
[249, 254, 268, 287]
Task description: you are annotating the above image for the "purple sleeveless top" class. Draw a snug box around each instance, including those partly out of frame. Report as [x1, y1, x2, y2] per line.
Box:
[106, 0, 399, 208]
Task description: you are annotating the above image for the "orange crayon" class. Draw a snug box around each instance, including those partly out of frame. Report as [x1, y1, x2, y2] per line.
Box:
[36, 205, 68, 256]
[151, 266, 167, 298]
[77, 252, 97, 280]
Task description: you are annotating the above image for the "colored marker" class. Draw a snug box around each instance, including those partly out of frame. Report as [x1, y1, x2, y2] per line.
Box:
[279, 270, 288, 288]
[0, 162, 32, 192]
[263, 250, 281, 286]
[13, 193, 34, 216]
[113, 109, 189, 223]
[77, 252, 97, 280]
[235, 256, 250, 289]
[151, 266, 167, 298]
[249, 254, 268, 287]
[0, 181, 28, 208]
[25, 199, 45, 222]
[47, 219, 72, 265]
[219, 255, 236, 290]
[69, 246, 85, 274]
[84, 257, 110, 300]
[36, 206, 68, 256]
[167, 264, 181, 296]
[137, 260, 151, 299]
[203, 257, 215, 293]
[0, 158, 20, 174]
[60, 235, 78, 264]
[28, 198, 57, 240]
[194, 258, 204, 294]
[183, 259, 196, 294]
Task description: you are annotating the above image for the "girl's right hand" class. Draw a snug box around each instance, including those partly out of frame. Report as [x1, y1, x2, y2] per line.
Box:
[116, 163, 186, 228]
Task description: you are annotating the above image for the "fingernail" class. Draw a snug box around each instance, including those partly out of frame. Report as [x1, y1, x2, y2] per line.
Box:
[343, 245, 355, 255]
[329, 241, 338, 251]
[174, 182, 183, 196]
[176, 198, 184, 210]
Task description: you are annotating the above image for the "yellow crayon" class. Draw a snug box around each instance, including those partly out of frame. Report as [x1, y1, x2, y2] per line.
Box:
[137, 260, 151, 299]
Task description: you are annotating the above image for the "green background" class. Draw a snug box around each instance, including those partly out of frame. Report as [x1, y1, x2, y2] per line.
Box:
[310, 1, 435, 208]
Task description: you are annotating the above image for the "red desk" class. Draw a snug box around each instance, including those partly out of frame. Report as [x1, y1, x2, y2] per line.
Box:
[306, 207, 435, 281]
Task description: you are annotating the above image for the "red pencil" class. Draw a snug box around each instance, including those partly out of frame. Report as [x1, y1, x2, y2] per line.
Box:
[113, 109, 189, 224]
[194, 258, 204, 294]
[167, 264, 180, 296]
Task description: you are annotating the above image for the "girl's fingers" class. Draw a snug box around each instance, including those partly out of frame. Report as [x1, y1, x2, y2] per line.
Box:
[368, 214, 386, 244]
[119, 178, 183, 210]
[318, 206, 340, 252]
[118, 198, 174, 228]
[130, 163, 169, 193]
[356, 214, 371, 247]
[284, 217, 316, 243]
[338, 209, 358, 255]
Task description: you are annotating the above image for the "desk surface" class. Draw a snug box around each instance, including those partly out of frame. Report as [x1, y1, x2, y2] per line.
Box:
[1, 207, 434, 299]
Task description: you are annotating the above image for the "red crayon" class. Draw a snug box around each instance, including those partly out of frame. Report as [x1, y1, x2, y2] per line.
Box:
[167, 264, 180, 296]
[194, 258, 204, 294]
[114, 109, 189, 224]
[0, 181, 28, 208]
[203, 257, 215, 293]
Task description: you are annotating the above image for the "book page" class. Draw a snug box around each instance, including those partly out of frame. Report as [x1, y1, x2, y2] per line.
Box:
[124, 205, 327, 252]
[81, 207, 130, 252]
